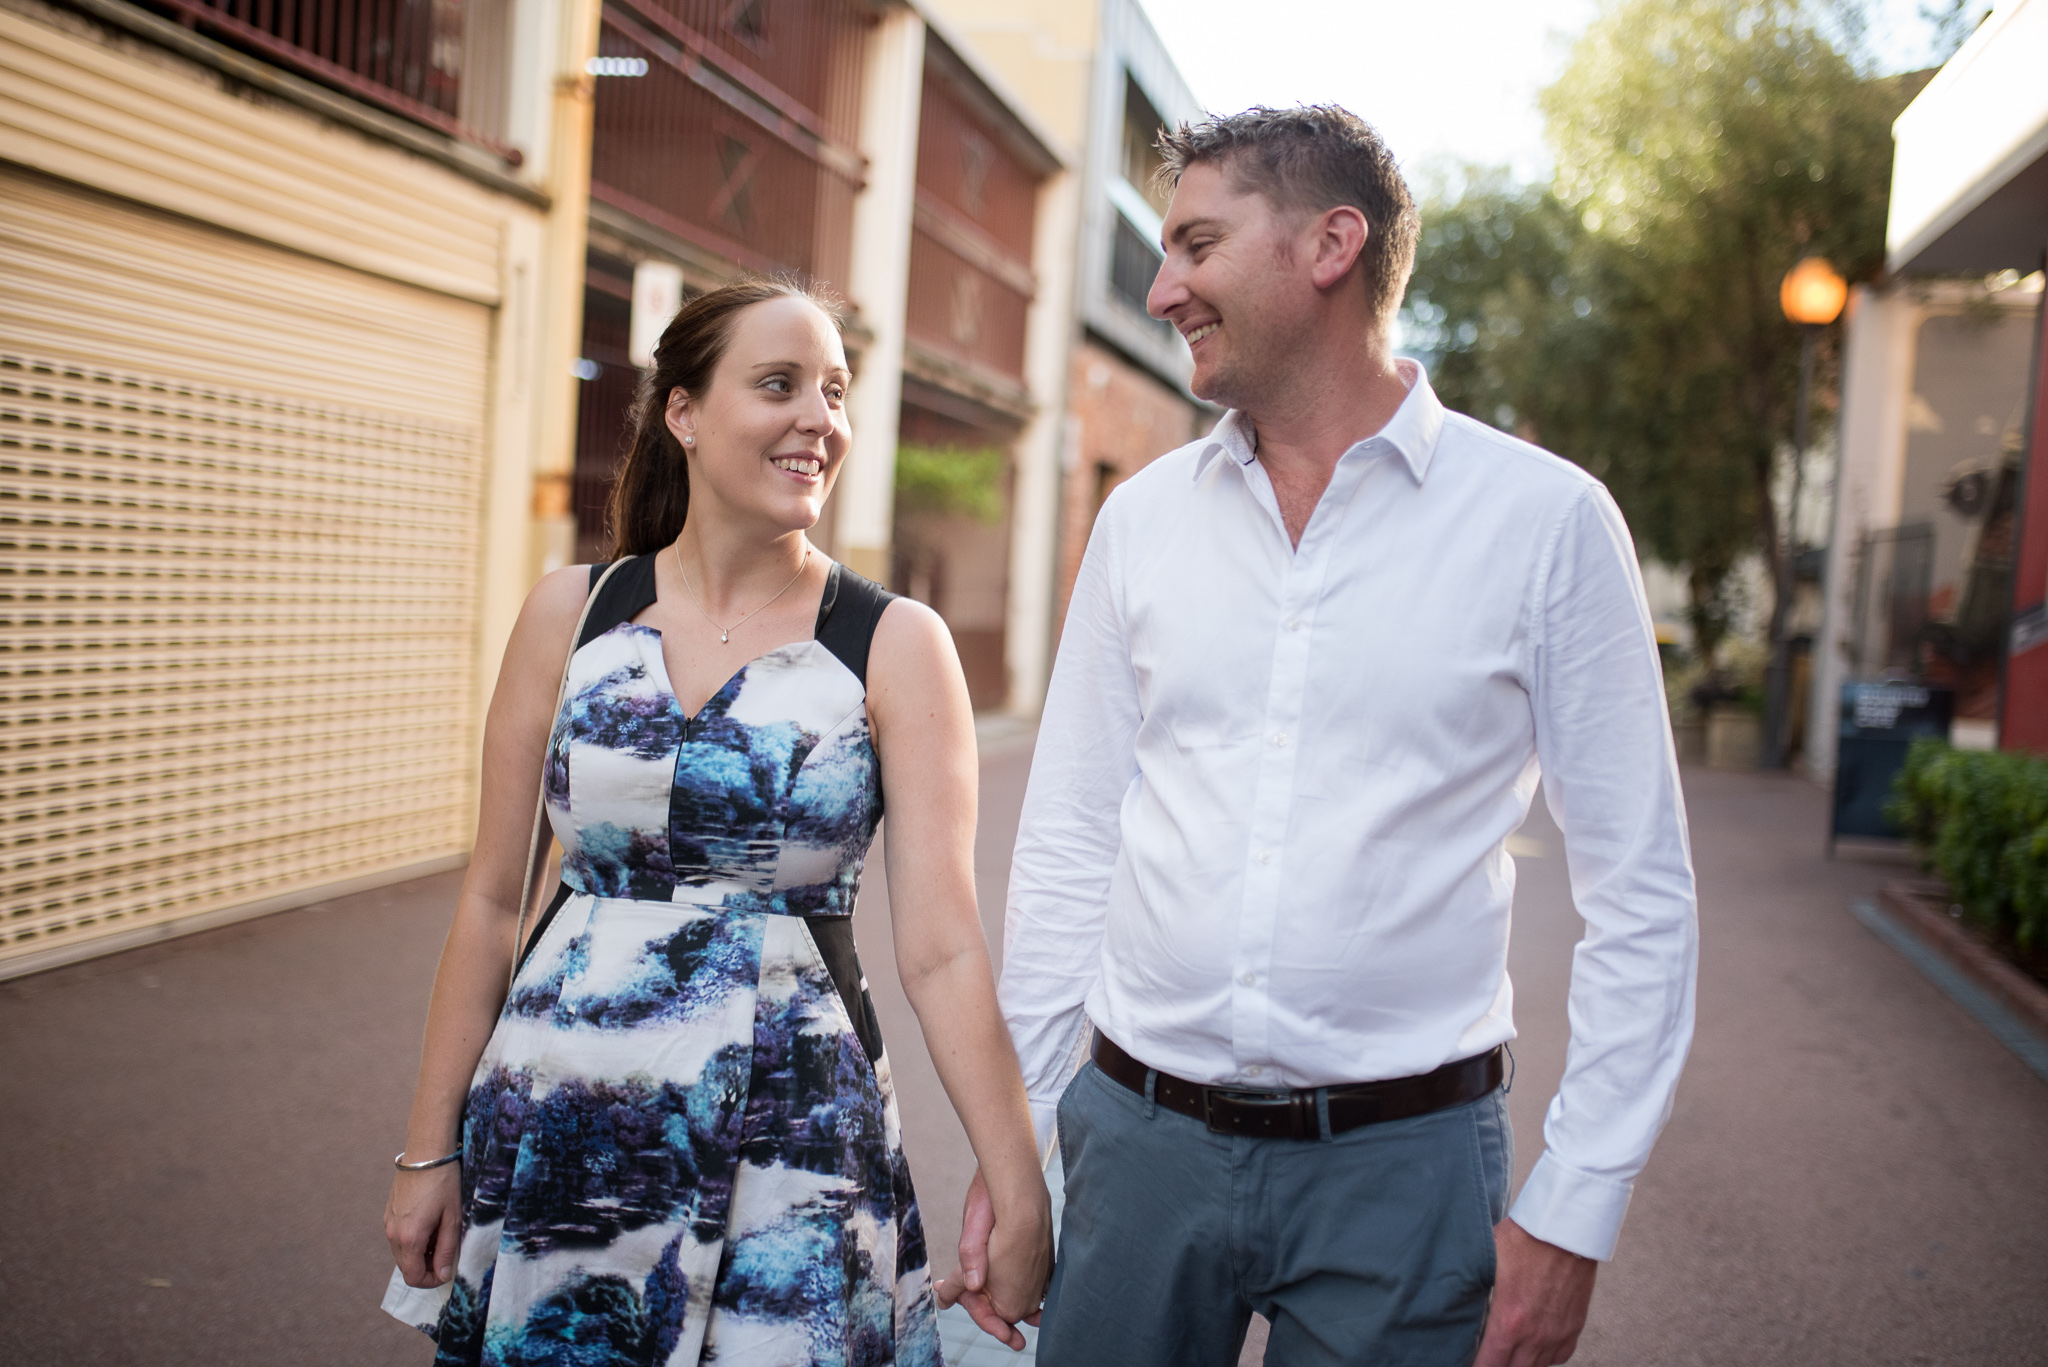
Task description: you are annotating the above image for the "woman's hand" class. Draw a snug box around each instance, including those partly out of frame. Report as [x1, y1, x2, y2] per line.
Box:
[384, 1164, 463, 1288]
[383, 566, 590, 1289]
[982, 1168, 1054, 1327]
[938, 1166, 1052, 1349]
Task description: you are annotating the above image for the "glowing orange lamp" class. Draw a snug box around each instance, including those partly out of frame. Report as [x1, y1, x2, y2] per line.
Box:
[1780, 257, 1848, 327]
[1763, 255, 1849, 768]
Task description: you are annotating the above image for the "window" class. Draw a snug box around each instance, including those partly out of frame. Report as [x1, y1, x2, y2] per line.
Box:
[1119, 76, 1171, 218]
[1110, 215, 1164, 319]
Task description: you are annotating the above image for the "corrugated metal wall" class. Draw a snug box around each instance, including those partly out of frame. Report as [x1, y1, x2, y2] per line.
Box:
[0, 167, 491, 974]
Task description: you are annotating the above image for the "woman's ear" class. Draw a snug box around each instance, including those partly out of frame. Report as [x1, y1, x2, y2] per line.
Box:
[663, 387, 697, 452]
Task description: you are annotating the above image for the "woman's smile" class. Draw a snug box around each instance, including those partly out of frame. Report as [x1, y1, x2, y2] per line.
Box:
[770, 454, 824, 481]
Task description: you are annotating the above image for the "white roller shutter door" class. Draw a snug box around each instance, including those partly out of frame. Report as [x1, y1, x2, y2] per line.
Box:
[0, 166, 491, 974]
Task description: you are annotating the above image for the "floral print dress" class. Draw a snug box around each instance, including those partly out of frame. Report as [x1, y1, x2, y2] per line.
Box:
[383, 555, 940, 1367]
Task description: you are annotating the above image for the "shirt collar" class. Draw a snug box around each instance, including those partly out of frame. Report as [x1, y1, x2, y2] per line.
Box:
[1194, 358, 1447, 485]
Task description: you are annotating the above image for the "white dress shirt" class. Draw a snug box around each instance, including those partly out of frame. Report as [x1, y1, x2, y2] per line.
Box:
[1001, 361, 1697, 1263]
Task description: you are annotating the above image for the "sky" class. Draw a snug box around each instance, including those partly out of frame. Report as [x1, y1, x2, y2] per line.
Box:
[1133, 0, 1982, 189]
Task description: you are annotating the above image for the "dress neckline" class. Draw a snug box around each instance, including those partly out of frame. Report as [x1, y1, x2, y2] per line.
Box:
[609, 621, 818, 727]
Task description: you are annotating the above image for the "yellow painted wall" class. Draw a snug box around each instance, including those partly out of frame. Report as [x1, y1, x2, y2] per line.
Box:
[918, 0, 1098, 151]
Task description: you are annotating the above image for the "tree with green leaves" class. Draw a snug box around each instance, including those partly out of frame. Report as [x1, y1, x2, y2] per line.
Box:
[1404, 0, 1927, 667]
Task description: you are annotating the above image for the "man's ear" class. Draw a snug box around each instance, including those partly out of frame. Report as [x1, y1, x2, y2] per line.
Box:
[1309, 206, 1369, 292]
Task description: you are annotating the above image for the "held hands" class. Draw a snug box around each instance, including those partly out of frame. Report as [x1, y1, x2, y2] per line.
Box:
[934, 1166, 1053, 1351]
[1474, 1218, 1597, 1367]
[384, 1165, 464, 1289]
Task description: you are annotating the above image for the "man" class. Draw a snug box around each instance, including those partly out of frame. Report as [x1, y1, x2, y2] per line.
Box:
[943, 106, 1697, 1366]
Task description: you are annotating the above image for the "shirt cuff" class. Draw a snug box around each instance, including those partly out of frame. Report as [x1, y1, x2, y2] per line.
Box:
[1507, 1151, 1633, 1262]
[1029, 1098, 1060, 1170]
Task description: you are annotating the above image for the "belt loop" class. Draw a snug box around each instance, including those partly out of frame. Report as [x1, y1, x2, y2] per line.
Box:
[1142, 1068, 1159, 1120]
[1503, 1045, 1516, 1095]
[1314, 1086, 1332, 1142]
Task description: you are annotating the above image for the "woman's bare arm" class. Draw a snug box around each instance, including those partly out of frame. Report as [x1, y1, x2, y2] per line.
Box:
[383, 564, 590, 1287]
[866, 598, 1051, 1330]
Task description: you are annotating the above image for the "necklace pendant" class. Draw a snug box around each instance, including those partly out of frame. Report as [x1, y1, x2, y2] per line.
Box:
[719, 630, 730, 644]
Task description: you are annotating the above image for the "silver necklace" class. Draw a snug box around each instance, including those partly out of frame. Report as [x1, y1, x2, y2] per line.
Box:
[672, 541, 811, 645]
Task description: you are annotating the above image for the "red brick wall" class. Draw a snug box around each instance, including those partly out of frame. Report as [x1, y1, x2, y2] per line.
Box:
[1055, 340, 1209, 630]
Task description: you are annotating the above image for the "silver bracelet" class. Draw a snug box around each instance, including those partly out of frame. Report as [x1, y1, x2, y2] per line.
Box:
[394, 1148, 463, 1171]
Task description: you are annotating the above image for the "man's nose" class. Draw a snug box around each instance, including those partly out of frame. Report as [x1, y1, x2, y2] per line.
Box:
[1146, 253, 1185, 321]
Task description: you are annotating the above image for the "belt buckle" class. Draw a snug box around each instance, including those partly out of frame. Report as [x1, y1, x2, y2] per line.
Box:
[1203, 1087, 1308, 1138]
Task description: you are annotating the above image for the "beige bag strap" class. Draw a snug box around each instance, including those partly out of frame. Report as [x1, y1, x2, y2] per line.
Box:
[508, 557, 630, 991]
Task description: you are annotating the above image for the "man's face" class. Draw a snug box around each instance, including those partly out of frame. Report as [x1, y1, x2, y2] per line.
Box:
[1147, 160, 1315, 413]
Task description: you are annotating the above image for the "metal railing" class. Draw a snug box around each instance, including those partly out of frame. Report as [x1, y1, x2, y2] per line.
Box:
[140, 0, 519, 158]
[905, 226, 1029, 381]
[620, 0, 867, 145]
[589, 4, 861, 288]
[915, 74, 1037, 262]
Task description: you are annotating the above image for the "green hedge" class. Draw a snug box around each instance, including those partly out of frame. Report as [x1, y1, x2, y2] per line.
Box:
[894, 444, 1005, 524]
[1890, 739, 2048, 951]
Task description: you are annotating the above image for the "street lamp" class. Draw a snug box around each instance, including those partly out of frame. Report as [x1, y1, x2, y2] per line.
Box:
[1763, 257, 1848, 768]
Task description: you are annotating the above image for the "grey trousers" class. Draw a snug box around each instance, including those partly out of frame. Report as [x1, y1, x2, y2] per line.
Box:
[1037, 1060, 1512, 1367]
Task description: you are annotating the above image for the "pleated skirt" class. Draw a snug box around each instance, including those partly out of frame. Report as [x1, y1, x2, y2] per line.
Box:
[382, 891, 941, 1367]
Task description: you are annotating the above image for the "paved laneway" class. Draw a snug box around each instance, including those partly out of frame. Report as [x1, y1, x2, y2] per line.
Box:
[1525, 769, 2048, 1365]
[3, 748, 2046, 1365]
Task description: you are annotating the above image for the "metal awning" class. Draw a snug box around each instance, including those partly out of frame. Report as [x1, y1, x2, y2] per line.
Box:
[1887, 0, 2048, 276]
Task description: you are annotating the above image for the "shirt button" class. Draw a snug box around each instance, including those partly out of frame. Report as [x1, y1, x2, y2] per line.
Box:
[1240, 971, 1256, 986]
[1257, 850, 1273, 865]
[1246, 1065, 1263, 1076]
[1272, 733, 1288, 747]
[1286, 618, 1303, 632]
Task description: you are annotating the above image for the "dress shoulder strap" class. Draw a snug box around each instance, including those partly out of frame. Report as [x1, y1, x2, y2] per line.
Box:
[578, 553, 661, 648]
[812, 560, 898, 688]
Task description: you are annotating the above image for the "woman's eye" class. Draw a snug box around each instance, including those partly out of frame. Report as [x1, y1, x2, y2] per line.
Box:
[763, 376, 790, 393]
[826, 386, 846, 402]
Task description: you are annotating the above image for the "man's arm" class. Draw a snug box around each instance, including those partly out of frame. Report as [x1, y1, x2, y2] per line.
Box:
[999, 505, 1144, 1155]
[1514, 483, 1700, 1258]
[1477, 482, 1697, 1367]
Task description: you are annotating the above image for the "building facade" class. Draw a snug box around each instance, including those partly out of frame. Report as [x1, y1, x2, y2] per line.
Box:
[568, 0, 1068, 711]
[1812, 0, 2048, 775]
[0, 0, 601, 976]
[0, 0, 1210, 975]
[921, 0, 1212, 635]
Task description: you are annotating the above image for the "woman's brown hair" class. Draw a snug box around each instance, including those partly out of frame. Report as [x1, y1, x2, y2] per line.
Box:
[604, 274, 844, 558]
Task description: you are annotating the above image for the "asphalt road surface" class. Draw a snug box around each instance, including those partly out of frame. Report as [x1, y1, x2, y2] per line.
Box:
[3, 745, 2045, 1365]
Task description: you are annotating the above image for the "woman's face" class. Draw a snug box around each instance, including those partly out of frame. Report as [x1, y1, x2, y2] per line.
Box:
[665, 295, 851, 535]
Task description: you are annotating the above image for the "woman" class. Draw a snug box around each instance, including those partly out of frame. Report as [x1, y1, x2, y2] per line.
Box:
[382, 277, 1051, 1364]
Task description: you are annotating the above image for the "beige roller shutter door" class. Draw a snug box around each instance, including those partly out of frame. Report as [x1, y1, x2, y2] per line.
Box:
[0, 166, 491, 974]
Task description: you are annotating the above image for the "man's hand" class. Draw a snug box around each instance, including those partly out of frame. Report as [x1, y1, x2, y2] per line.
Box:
[1473, 1218, 1597, 1367]
[934, 1168, 1044, 1352]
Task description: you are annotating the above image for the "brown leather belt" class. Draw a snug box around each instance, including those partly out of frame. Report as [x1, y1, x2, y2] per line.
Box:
[1091, 1031, 1503, 1140]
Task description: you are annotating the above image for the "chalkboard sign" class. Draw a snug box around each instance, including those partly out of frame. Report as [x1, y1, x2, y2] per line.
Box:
[1830, 682, 1954, 846]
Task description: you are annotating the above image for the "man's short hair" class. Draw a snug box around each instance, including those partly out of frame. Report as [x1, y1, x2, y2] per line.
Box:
[1156, 105, 1419, 326]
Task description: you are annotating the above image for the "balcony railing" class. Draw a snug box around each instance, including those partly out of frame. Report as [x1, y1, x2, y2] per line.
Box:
[618, 0, 867, 146]
[589, 2, 862, 289]
[905, 220, 1030, 383]
[141, 0, 518, 157]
